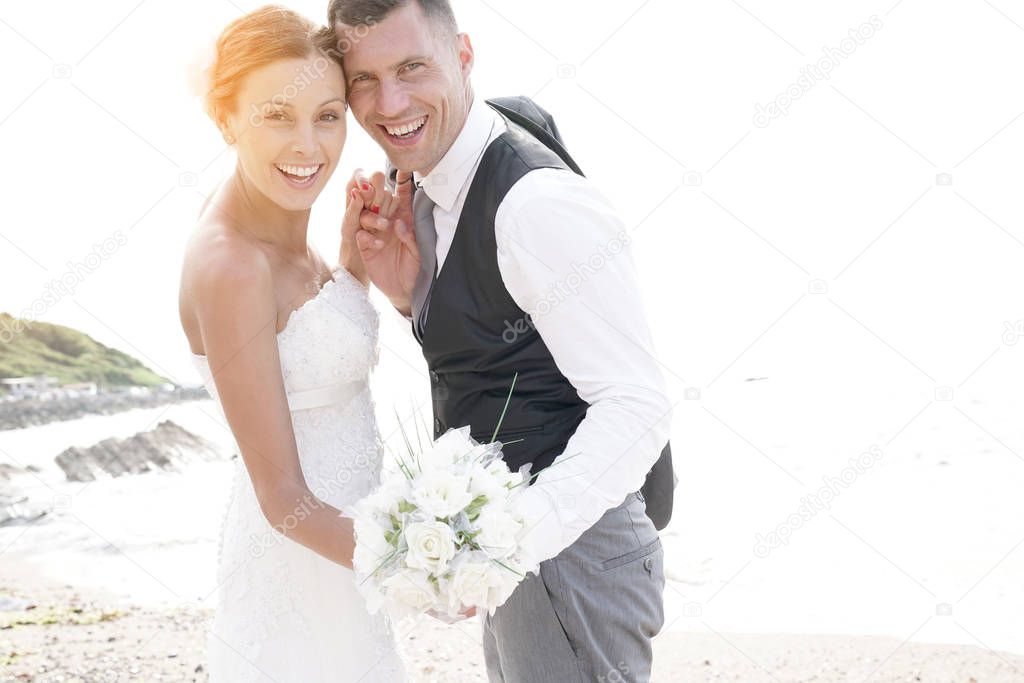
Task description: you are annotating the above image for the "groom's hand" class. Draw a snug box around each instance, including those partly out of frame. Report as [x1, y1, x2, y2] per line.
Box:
[351, 169, 419, 316]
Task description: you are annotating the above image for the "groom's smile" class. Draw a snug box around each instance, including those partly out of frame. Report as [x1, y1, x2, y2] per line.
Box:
[379, 114, 429, 146]
[335, 1, 474, 176]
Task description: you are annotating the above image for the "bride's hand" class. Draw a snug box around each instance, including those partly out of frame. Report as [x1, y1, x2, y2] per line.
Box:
[342, 168, 406, 287]
[341, 175, 370, 286]
[350, 169, 419, 315]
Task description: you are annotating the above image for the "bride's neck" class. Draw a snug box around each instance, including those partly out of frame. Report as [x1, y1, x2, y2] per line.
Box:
[226, 169, 310, 255]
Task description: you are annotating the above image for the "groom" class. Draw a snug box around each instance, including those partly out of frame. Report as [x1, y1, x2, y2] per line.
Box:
[331, 1, 674, 680]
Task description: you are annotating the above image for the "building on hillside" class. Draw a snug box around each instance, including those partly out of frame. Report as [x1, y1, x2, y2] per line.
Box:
[0, 375, 59, 400]
[60, 382, 99, 398]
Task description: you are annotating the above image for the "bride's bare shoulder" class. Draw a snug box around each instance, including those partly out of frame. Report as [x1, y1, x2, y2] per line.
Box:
[179, 209, 272, 351]
[183, 204, 268, 279]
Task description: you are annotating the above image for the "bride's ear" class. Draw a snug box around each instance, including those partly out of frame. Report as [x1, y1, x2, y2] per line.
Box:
[220, 120, 236, 146]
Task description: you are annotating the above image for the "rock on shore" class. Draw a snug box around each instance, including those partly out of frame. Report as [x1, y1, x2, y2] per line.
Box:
[54, 420, 226, 483]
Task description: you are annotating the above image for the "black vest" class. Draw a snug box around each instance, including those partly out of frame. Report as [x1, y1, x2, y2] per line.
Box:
[417, 116, 675, 529]
[419, 122, 586, 476]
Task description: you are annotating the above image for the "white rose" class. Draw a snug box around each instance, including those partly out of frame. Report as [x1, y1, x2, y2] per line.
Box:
[473, 504, 522, 559]
[421, 427, 477, 468]
[380, 473, 412, 502]
[348, 512, 399, 615]
[445, 551, 504, 614]
[488, 556, 528, 614]
[467, 462, 505, 502]
[347, 491, 381, 519]
[351, 514, 395, 576]
[410, 468, 473, 519]
[403, 520, 456, 575]
[382, 568, 437, 619]
[484, 458, 521, 490]
[356, 474, 410, 518]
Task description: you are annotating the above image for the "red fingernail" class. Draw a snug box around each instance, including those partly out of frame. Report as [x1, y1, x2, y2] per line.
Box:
[370, 206, 380, 214]
[361, 183, 370, 190]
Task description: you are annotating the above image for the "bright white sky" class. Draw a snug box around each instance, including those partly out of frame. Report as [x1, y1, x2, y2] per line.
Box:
[2, 0, 709, 385]
[1, 0, 1022, 390]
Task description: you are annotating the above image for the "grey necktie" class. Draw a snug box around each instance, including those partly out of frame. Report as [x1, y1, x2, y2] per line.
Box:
[410, 185, 437, 338]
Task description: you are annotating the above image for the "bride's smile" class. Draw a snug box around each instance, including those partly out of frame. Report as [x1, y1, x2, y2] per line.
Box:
[219, 56, 347, 213]
[274, 162, 326, 189]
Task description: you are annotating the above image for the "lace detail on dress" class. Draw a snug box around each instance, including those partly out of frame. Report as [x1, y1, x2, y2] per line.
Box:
[190, 266, 405, 682]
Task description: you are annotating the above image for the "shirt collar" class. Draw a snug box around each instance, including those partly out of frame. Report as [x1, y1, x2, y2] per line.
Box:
[414, 98, 501, 212]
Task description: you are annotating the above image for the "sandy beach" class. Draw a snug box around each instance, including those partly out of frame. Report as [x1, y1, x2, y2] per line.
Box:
[1, 367, 1023, 682]
[3, 557, 1023, 682]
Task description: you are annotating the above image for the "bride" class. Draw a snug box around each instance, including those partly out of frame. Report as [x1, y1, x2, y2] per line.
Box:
[178, 6, 416, 681]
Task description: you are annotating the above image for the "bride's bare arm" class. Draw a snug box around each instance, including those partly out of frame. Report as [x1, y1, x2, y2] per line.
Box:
[339, 174, 369, 286]
[194, 244, 355, 568]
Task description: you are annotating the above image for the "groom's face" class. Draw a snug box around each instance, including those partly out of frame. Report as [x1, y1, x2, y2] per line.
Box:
[337, 2, 473, 175]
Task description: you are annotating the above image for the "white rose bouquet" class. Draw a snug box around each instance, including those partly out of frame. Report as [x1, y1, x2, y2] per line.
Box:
[344, 376, 550, 621]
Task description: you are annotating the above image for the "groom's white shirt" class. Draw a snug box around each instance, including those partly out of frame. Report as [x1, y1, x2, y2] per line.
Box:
[411, 98, 672, 565]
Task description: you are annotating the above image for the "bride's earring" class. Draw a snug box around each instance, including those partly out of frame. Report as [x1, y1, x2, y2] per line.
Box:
[223, 133, 235, 145]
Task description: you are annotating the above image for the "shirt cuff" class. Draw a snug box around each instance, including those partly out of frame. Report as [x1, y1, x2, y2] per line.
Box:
[513, 484, 563, 570]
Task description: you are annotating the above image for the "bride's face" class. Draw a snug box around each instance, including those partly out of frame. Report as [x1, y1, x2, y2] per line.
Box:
[225, 55, 347, 212]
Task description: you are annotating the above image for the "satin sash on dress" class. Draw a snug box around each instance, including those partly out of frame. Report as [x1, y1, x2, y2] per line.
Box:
[286, 379, 366, 412]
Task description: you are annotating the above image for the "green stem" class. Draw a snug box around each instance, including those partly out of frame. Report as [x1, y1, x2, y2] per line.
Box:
[395, 408, 420, 473]
[490, 372, 519, 443]
[361, 546, 403, 585]
[491, 557, 525, 578]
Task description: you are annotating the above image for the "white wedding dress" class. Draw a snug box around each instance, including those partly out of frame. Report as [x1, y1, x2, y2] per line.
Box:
[190, 266, 406, 682]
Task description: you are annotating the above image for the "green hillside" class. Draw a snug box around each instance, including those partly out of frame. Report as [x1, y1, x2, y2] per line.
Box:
[0, 313, 169, 387]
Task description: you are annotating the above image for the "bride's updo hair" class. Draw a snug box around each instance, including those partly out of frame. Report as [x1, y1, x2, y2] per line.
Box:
[202, 5, 342, 129]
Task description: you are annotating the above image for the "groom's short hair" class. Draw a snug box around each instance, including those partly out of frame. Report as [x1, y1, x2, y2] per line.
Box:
[328, 0, 458, 38]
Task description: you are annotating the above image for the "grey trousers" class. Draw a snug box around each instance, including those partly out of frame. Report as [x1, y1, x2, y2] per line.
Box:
[482, 491, 665, 682]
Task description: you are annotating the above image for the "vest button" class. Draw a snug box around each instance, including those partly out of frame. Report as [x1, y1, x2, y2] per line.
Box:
[643, 557, 654, 572]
